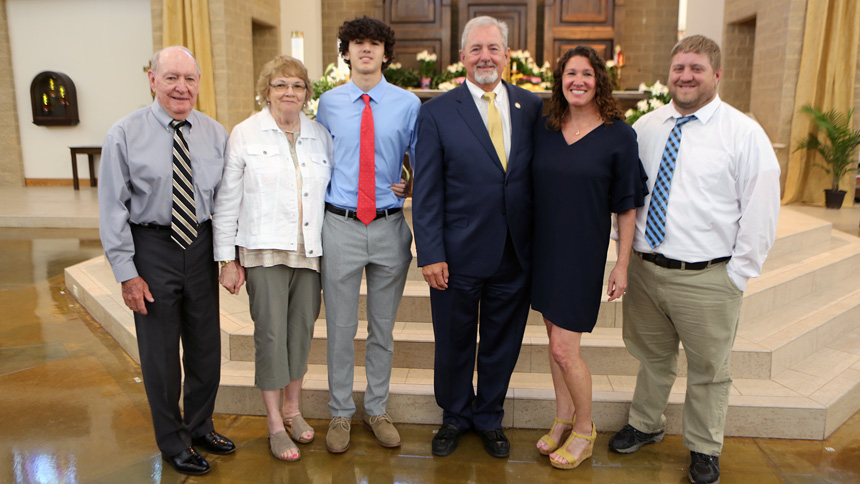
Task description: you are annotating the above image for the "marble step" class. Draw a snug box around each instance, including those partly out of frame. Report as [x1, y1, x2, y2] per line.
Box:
[214, 322, 860, 440]
[398, 207, 833, 283]
[311, 231, 860, 328]
[222, 274, 860, 381]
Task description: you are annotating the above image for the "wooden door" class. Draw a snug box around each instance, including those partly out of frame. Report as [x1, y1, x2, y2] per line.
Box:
[457, 0, 538, 57]
[544, 0, 623, 66]
[378, 0, 452, 73]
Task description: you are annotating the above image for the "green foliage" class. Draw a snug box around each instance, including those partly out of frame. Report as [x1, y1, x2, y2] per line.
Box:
[384, 66, 419, 89]
[794, 105, 860, 192]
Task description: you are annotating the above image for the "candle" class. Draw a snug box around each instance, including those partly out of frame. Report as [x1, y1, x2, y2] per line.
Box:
[291, 31, 304, 63]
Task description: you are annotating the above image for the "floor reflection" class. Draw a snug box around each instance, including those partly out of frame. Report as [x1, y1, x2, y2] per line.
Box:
[0, 227, 859, 483]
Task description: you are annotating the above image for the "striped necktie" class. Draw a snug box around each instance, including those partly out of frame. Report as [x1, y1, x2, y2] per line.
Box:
[482, 92, 507, 171]
[169, 119, 197, 249]
[644, 114, 696, 249]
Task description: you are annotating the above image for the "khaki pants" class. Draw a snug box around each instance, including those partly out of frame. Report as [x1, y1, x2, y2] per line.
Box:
[622, 252, 743, 456]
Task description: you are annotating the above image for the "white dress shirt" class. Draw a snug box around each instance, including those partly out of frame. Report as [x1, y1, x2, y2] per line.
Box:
[632, 95, 781, 291]
[465, 78, 512, 161]
[213, 107, 333, 261]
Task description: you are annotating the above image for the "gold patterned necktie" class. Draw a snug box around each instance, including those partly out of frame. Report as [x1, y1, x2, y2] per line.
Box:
[482, 92, 507, 171]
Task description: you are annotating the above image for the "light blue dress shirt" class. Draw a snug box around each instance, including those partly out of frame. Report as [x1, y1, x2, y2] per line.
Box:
[317, 77, 420, 210]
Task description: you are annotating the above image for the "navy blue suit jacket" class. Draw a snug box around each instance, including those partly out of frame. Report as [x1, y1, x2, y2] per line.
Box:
[412, 81, 543, 278]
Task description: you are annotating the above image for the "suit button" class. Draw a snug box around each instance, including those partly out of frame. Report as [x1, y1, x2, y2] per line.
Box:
[505, 182, 509, 186]
[502, 210, 507, 215]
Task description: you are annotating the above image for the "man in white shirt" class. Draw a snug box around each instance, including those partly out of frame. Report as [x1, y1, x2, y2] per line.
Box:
[608, 35, 780, 484]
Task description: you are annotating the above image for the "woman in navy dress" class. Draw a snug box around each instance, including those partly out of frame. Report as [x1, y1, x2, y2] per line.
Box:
[532, 46, 645, 469]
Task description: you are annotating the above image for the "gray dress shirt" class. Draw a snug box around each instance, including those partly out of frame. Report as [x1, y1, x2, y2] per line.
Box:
[98, 101, 228, 283]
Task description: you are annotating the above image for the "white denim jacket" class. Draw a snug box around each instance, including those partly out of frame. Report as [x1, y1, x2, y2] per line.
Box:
[213, 108, 333, 261]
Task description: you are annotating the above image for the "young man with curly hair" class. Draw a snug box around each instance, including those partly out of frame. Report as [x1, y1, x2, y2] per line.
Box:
[316, 16, 420, 454]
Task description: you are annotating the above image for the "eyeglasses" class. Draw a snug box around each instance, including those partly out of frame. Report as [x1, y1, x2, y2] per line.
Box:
[269, 83, 306, 93]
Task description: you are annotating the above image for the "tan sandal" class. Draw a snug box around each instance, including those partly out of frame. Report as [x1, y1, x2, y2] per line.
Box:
[550, 421, 596, 470]
[537, 416, 574, 455]
[269, 430, 300, 462]
[284, 413, 315, 444]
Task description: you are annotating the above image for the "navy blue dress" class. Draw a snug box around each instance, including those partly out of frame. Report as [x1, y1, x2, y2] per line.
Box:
[531, 116, 646, 332]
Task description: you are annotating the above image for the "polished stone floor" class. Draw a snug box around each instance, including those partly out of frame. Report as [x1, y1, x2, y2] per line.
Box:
[1, 222, 860, 482]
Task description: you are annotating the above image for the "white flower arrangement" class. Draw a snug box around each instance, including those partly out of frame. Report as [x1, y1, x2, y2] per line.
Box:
[625, 80, 672, 124]
[510, 50, 553, 89]
[416, 50, 437, 62]
[417, 50, 437, 78]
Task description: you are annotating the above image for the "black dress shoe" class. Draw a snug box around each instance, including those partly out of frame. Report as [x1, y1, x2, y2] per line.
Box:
[476, 428, 510, 458]
[689, 451, 720, 484]
[164, 447, 210, 476]
[432, 423, 463, 456]
[192, 431, 236, 455]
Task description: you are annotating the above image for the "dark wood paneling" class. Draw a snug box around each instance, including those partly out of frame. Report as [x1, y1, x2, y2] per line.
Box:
[458, 0, 538, 57]
[545, 0, 622, 67]
[379, 0, 452, 72]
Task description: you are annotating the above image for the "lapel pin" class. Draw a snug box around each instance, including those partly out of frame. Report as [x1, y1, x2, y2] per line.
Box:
[515, 102, 521, 109]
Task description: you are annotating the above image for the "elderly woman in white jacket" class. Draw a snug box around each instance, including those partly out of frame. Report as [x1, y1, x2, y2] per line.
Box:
[213, 55, 332, 462]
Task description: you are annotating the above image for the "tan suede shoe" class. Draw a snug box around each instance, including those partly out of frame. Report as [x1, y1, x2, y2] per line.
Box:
[326, 416, 351, 454]
[363, 413, 401, 448]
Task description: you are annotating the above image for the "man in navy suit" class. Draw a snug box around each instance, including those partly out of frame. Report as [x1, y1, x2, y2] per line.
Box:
[412, 15, 542, 458]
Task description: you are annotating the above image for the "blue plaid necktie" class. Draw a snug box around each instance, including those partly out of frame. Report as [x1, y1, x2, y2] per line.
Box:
[169, 119, 197, 249]
[644, 114, 696, 249]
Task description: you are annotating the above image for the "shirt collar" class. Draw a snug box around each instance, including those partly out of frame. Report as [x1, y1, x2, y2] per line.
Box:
[259, 106, 317, 139]
[348, 76, 389, 104]
[150, 100, 194, 130]
[665, 95, 721, 125]
[465, 78, 506, 104]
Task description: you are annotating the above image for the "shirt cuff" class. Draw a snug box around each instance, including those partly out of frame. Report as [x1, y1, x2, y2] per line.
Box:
[726, 267, 748, 292]
[112, 261, 139, 284]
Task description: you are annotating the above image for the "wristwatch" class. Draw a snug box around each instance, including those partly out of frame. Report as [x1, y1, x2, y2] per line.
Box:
[219, 260, 234, 267]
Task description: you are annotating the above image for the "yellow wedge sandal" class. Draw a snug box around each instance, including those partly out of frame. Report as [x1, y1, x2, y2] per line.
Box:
[537, 416, 574, 456]
[550, 421, 596, 470]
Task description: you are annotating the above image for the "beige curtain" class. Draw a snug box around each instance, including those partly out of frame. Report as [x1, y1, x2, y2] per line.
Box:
[782, 0, 860, 206]
[162, 0, 217, 119]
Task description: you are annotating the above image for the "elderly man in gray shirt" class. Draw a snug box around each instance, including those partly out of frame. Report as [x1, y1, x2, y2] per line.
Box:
[98, 46, 233, 476]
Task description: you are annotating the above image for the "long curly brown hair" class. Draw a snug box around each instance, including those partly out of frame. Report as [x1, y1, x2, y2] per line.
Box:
[546, 46, 623, 131]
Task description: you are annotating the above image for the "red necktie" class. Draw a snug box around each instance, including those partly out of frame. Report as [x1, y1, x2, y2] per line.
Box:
[357, 94, 376, 225]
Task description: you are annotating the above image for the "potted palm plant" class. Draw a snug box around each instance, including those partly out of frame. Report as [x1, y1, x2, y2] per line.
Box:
[794, 105, 860, 208]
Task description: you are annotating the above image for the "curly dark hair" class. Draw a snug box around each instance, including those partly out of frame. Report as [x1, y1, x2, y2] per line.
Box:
[338, 16, 396, 71]
[546, 46, 623, 131]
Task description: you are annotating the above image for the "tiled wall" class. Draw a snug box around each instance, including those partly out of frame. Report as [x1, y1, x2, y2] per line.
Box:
[619, 0, 681, 90]
[0, 0, 24, 187]
[722, 0, 806, 189]
[721, 18, 755, 113]
[321, 0, 378, 69]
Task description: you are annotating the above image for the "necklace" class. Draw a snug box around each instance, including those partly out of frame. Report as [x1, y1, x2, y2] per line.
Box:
[571, 114, 601, 136]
